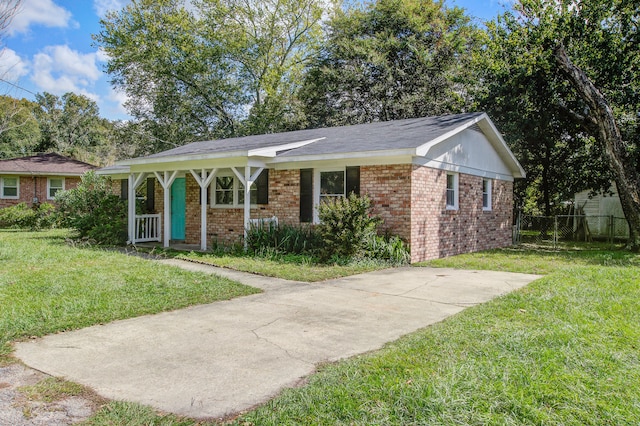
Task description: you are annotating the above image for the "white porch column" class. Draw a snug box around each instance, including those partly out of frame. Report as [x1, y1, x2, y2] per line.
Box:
[232, 166, 264, 250]
[127, 172, 147, 244]
[154, 170, 178, 248]
[189, 168, 217, 251]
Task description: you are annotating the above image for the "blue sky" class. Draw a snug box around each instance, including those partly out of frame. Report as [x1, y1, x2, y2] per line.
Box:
[1, 0, 515, 121]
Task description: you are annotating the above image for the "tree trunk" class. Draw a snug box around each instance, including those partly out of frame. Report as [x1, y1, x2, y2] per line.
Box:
[554, 44, 640, 251]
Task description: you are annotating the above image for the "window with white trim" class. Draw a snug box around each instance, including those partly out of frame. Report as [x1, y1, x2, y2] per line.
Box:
[446, 173, 458, 210]
[211, 174, 258, 207]
[1, 177, 19, 199]
[47, 177, 64, 199]
[482, 178, 492, 211]
[319, 170, 345, 204]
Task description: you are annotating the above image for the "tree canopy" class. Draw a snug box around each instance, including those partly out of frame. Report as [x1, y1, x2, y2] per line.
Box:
[301, 0, 484, 127]
[94, 0, 328, 150]
[483, 0, 640, 247]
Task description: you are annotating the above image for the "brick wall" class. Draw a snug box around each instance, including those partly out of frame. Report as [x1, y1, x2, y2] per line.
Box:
[149, 165, 513, 261]
[0, 175, 81, 209]
[153, 170, 301, 246]
[360, 164, 412, 242]
[410, 166, 513, 262]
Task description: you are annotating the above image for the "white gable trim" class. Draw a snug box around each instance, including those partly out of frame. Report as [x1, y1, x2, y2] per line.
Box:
[416, 113, 525, 179]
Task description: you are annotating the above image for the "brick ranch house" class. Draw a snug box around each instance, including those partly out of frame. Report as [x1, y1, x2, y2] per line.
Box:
[99, 112, 525, 263]
[0, 153, 96, 208]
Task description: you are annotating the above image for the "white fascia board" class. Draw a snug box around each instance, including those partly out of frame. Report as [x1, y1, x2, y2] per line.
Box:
[270, 154, 413, 170]
[415, 113, 485, 157]
[247, 138, 325, 157]
[416, 113, 526, 179]
[96, 166, 130, 177]
[413, 157, 515, 182]
[125, 157, 267, 174]
[119, 150, 250, 167]
[476, 118, 526, 178]
[268, 149, 415, 169]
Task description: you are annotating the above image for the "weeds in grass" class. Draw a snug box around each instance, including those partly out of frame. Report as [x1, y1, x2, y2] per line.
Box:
[19, 378, 87, 403]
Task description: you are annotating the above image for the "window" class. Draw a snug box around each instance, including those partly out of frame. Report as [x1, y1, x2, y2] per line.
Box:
[319, 170, 345, 204]
[215, 176, 235, 205]
[211, 170, 267, 207]
[1, 177, 19, 199]
[238, 182, 258, 205]
[47, 178, 64, 199]
[482, 178, 492, 211]
[446, 173, 458, 210]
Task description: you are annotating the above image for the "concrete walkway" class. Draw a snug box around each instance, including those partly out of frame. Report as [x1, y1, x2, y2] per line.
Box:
[15, 261, 541, 420]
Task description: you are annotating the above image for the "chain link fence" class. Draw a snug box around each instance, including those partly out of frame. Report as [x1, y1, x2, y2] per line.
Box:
[514, 213, 629, 247]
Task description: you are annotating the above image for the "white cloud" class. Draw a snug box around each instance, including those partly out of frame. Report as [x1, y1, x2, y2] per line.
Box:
[93, 0, 128, 18]
[95, 48, 110, 63]
[7, 0, 72, 35]
[30, 45, 102, 99]
[0, 48, 30, 81]
[107, 87, 130, 115]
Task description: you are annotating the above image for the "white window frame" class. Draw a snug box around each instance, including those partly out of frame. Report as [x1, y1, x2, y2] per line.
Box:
[210, 172, 257, 208]
[446, 172, 458, 210]
[313, 167, 346, 223]
[47, 177, 65, 200]
[482, 178, 492, 211]
[1, 176, 19, 199]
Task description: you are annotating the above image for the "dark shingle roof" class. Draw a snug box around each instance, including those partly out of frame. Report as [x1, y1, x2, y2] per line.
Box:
[0, 153, 96, 175]
[141, 113, 484, 160]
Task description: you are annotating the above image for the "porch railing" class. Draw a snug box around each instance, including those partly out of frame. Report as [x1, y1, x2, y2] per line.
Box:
[135, 214, 162, 243]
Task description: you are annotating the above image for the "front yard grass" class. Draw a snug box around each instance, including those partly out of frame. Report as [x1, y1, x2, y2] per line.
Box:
[0, 229, 259, 363]
[4, 232, 640, 424]
[174, 251, 388, 282]
[231, 244, 640, 425]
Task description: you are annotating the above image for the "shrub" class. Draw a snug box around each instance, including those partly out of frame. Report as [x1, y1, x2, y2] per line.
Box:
[317, 194, 381, 261]
[55, 171, 127, 245]
[0, 202, 57, 230]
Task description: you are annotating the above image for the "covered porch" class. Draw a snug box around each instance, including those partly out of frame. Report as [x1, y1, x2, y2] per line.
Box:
[100, 159, 270, 251]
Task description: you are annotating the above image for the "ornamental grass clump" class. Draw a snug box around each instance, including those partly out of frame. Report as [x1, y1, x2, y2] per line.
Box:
[246, 222, 321, 255]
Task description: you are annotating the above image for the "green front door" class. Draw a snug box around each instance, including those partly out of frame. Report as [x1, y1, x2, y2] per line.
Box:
[171, 178, 186, 241]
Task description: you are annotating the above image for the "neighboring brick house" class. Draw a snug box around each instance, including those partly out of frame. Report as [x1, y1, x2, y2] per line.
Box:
[100, 113, 525, 262]
[0, 153, 96, 208]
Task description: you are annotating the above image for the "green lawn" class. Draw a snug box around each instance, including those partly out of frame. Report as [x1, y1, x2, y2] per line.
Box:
[0, 229, 259, 363]
[171, 251, 390, 282]
[4, 232, 640, 424]
[229, 245, 640, 425]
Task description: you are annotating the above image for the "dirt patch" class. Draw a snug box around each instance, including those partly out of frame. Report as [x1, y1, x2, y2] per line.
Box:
[0, 363, 105, 425]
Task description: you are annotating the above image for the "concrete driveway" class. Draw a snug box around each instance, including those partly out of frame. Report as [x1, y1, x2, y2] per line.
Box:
[15, 261, 540, 420]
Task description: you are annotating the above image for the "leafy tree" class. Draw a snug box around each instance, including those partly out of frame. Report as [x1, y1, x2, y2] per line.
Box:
[33, 92, 111, 163]
[485, 0, 640, 249]
[300, 0, 484, 127]
[479, 11, 611, 216]
[0, 95, 41, 158]
[94, 0, 327, 147]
